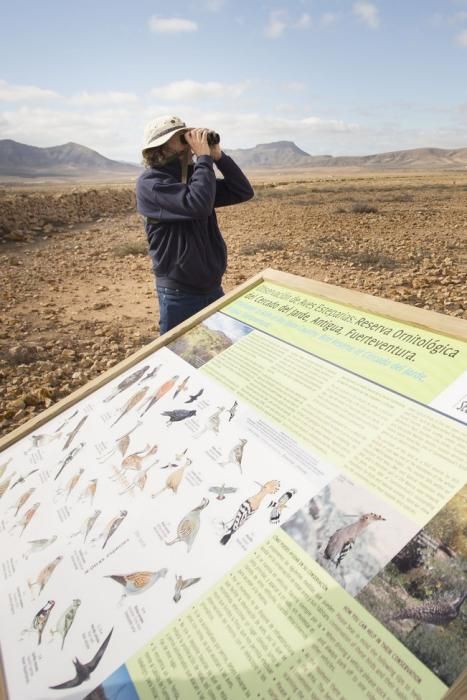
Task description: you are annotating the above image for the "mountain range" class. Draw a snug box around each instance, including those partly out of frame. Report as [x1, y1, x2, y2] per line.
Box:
[226, 140, 467, 170]
[0, 140, 141, 178]
[1, 139, 467, 178]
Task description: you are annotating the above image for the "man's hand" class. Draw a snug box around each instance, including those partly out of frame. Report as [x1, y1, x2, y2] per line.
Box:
[210, 142, 222, 161]
[184, 129, 211, 157]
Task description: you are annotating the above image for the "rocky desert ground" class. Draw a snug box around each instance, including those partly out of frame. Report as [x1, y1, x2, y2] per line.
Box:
[1, 170, 466, 439]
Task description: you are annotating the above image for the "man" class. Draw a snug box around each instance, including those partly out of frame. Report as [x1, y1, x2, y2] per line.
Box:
[136, 115, 254, 334]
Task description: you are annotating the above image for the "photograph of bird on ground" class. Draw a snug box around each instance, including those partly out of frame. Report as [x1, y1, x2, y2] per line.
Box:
[356, 485, 467, 686]
[281, 473, 420, 596]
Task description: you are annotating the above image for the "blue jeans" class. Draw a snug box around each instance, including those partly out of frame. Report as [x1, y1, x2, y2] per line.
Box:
[157, 285, 224, 334]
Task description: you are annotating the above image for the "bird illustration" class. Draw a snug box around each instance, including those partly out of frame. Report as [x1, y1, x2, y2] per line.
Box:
[0, 473, 15, 498]
[23, 535, 57, 559]
[94, 510, 128, 549]
[166, 497, 209, 552]
[84, 509, 102, 543]
[218, 438, 248, 474]
[77, 478, 98, 506]
[11, 501, 40, 536]
[28, 556, 64, 596]
[208, 484, 238, 501]
[138, 364, 162, 384]
[159, 448, 188, 469]
[324, 512, 386, 567]
[226, 401, 238, 422]
[55, 409, 79, 431]
[196, 406, 225, 437]
[185, 388, 204, 404]
[139, 375, 179, 417]
[173, 575, 201, 603]
[0, 457, 12, 478]
[105, 567, 168, 603]
[220, 480, 280, 545]
[49, 628, 113, 689]
[119, 461, 158, 495]
[113, 444, 159, 479]
[269, 488, 297, 524]
[104, 366, 150, 402]
[173, 375, 190, 399]
[11, 487, 35, 516]
[97, 421, 142, 463]
[162, 409, 196, 426]
[56, 468, 85, 501]
[387, 591, 467, 626]
[111, 386, 149, 427]
[152, 459, 191, 498]
[69, 509, 101, 543]
[54, 443, 85, 480]
[26, 431, 63, 453]
[63, 416, 88, 451]
[10, 469, 39, 489]
[31, 600, 55, 645]
[50, 599, 81, 649]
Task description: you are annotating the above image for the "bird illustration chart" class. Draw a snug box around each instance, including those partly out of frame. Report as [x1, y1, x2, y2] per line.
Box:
[0, 342, 329, 699]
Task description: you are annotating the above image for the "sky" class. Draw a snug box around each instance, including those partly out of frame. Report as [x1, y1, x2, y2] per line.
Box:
[1, 0, 467, 162]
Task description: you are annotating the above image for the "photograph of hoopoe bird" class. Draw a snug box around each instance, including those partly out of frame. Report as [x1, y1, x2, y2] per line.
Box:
[324, 512, 386, 567]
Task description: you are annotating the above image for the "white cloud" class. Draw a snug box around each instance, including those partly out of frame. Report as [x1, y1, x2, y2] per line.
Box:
[0, 106, 139, 160]
[150, 80, 249, 101]
[0, 79, 59, 102]
[265, 9, 312, 37]
[294, 13, 312, 29]
[321, 12, 340, 26]
[353, 2, 380, 29]
[2, 103, 467, 162]
[148, 16, 198, 33]
[455, 28, 467, 45]
[70, 91, 139, 106]
[265, 10, 288, 38]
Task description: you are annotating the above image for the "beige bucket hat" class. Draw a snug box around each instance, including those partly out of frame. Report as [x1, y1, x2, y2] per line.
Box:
[142, 115, 190, 153]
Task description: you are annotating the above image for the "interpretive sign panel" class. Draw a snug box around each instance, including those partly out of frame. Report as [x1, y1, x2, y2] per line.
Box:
[0, 269, 466, 700]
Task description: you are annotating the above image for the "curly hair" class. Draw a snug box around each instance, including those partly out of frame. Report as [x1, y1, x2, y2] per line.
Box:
[142, 146, 168, 168]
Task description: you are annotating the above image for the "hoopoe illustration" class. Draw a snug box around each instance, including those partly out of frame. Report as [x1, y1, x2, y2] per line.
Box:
[220, 480, 280, 545]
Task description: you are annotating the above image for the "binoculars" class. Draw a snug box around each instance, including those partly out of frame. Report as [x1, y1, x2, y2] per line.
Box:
[181, 131, 220, 147]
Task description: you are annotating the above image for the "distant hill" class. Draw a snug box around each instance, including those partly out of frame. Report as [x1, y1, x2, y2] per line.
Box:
[0, 140, 142, 178]
[225, 141, 313, 168]
[225, 142, 467, 170]
[2, 139, 467, 178]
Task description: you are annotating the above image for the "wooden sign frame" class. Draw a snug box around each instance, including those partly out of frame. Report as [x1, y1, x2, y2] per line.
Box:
[1, 268, 466, 700]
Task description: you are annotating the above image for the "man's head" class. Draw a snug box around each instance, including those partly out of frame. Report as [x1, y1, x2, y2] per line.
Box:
[142, 115, 190, 166]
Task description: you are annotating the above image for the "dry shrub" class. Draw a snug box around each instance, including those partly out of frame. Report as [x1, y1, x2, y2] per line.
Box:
[114, 241, 147, 257]
[253, 185, 311, 200]
[300, 237, 399, 269]
[382, 192, 414, 203]
[240, 238, 286, 255]
[351, 202, 379, 214]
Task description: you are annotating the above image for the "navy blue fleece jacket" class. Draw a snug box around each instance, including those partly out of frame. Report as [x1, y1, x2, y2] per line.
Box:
[136, 153, 254, 292]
